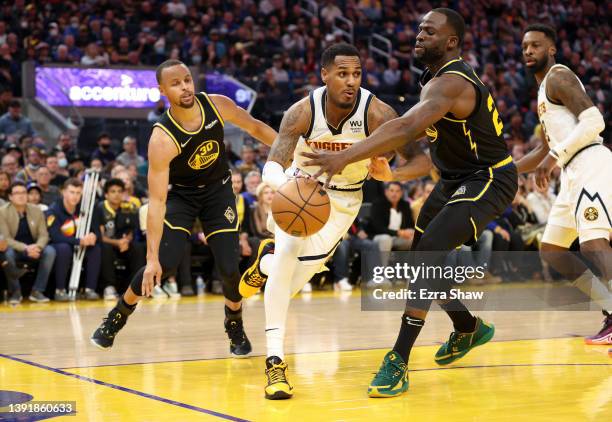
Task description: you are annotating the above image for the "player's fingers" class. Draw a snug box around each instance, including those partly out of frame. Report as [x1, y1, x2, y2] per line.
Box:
[300, 151, 318, 159]
[311, 168, 324, 180]
[155, 270, 162, 286]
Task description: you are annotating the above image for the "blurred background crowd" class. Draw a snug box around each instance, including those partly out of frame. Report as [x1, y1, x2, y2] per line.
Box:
[0, 0, 610, 304]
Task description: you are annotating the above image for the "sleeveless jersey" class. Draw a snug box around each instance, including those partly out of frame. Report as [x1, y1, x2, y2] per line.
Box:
[153, 92, 229, 187]
[420, 58, 510, 178]
[537, 64, 603, 150]
[292, 86, 374, 189]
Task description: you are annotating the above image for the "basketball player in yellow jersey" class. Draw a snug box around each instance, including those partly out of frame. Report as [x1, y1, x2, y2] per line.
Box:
[91, 60, 277, 356]
[519, 25, 612, 346]
[238, 43, 426, 399]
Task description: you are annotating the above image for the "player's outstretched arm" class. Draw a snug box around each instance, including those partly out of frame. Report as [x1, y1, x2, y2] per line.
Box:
[302, 75, 462, 184]
[515, 132, 550, 174]
[208, 94, 278, 146]
[141, 127, 177, 296]
[262, 98, 311, 189]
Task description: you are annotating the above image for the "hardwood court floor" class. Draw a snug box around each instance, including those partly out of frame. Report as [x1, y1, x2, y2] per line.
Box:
[1, 286, 611, 421]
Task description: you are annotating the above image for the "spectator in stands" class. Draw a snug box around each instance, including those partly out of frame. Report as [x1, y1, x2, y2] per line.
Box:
[369, 182, 415, 259]
[91, 133, 116, 167]
[1, 153, 19, 181]
[382, 58, 401, 91]
[81, 42, 109, 66]
[95, 178, 145, 301]
[249, 183, 274, 240]
[0, 170, 10, 203]
[411, 180, 435, 223]
[147, 100, 166, 123]
[0, 181, 55, 304]
[0, 100, 36, 139]
[235, 144, 262, 177]
[116, 136, 145, 168]
[55, 133, 78, 163]
[242, 170, 261, 206]
[321, 0, 343, 26]
[26, 182, 47, 211]
[15, 147, 42, 183]
[47, 178, 101, 301]
[46, 154, 69, 187]
[526, 175, 556, 225]
[34, 166, 60, 206]
[115, 169, 144, 207]
[0, 86, 12, 116]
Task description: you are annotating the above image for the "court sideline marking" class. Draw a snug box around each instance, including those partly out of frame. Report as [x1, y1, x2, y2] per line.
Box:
[0, 353, 250, 422]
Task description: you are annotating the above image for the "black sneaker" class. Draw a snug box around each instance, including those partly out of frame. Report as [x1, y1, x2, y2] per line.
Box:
[29, 290, 50, 303]
[90, 301, 134, 349]
[225, 318, 252, 357]
[9, 291, 22, 305]
[180, 285, 195, 296]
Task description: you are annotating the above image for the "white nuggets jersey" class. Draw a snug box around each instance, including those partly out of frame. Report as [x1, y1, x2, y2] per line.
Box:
[537, 64, 603, 150]
[292, 86, 374, 189]
[536, 64, 612, 246]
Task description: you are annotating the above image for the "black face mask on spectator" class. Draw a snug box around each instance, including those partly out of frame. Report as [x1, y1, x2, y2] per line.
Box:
[100, 143, 111, 150]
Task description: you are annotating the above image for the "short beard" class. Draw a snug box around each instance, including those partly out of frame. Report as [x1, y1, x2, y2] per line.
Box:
[528, 56, 549, 74]
[178, 98, 195, 109]
[415, 46, 446, 67]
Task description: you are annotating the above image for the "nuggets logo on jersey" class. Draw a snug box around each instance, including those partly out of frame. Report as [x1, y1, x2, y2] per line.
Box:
[584, 207, 598, 221]
[188, 140, 220, 170]
[305, 138, 354, 152]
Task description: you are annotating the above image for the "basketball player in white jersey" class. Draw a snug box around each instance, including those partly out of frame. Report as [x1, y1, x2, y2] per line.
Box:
[519, 24, 612, 346]
[238, 43, 422, 399]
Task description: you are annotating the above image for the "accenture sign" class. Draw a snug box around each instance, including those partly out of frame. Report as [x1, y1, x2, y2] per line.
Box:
[35, 66, 255, 111]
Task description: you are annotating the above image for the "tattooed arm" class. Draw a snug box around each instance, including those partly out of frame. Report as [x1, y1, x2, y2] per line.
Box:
[263, 97, 312, 189]
[534, 67, 605, 187]
[267, 97, 311, 168]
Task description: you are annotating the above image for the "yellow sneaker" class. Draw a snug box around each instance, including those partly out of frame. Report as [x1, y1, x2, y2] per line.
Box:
[239, 239, 274, 298]
[265, 356, 293, 400]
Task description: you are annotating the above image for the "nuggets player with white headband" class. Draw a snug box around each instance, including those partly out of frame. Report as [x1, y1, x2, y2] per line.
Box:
[239, 43, 425, 399]
[519, 24, 612, 346]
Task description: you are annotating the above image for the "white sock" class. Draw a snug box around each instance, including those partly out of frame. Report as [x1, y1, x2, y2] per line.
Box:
[572, 269, 612, 310]
[266, 326, 286, 360]
[260, 253, 273, 276]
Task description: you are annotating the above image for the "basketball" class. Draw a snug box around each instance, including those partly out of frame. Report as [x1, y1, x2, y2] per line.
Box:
[272, 177, 331, 237]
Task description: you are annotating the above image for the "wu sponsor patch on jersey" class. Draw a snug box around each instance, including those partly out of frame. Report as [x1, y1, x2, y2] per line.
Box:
[188, 140, 220, 170]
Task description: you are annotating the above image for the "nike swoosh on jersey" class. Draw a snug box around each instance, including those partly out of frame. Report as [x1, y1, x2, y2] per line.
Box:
[205, 120, 218, 130]
[180, 137, 193, 148]
[222, 174, 231, 184]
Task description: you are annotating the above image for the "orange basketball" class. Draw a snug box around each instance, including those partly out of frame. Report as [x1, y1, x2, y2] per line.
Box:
[271, 178, 331, 237]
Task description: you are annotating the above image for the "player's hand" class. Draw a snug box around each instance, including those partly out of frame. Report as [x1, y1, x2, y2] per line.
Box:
[368, 157, 393, 181]
[535, 154, 556, 190]
[300, 150, 349, 187]
[142, 259, 162, 297]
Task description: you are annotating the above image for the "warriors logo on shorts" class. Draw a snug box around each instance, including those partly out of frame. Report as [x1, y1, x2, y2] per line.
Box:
[225, 206, 236, 224]
[584, 207, 599, 221]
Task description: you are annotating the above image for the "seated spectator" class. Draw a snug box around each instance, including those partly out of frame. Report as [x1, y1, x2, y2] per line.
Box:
[95, 178, 145, 300]
[1, 153, 19, 181]
[526, 175, 556, 224]
[147, 100, 166, 123]
[115, 169, 145, 207]
[0, 181, 55, 304]
[382, 58, 401, 92]
[46, 154, 69, 187]
[15, 147, 42, 183]
[0, 170, 10, 203]
[241, 170, 261, 206]
[0, 100, 36, 139]
[249, 183, 274, 240]
[90, 133, 116, 167]
[34, 166, 60, 206]
[46, 178, 101, 301]
[369, 182, 415, 261]
[332, 216, 382, 291]
[26, 182, 48, 211]
[231, 170, 256, 263]
[116, 136, 145, 168]
[411, 180, 435, 223]
[235, 144, 262, 177]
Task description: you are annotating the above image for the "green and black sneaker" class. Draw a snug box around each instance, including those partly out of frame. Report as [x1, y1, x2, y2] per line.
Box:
[435, 317, 495, 366]
[368, 350, 409, 398]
